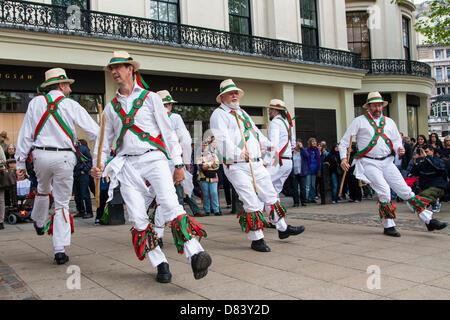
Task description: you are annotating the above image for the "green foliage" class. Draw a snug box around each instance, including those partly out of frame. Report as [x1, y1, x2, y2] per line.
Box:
[392, 0, 450, 46]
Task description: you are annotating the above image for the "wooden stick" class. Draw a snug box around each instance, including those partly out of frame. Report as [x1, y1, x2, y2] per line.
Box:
[95, 110, 106, 208]
[338, 135, 353, 198]
[233, 111, 258, 194]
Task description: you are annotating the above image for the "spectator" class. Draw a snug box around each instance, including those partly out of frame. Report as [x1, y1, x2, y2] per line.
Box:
[400, 133, 413, 177]
[0, 146, 6, 230]
[73, 139, 94, 219]
[412, 134, 427, 155]
[197, 139, 220, 216]
[292, 139, 309, 207]
[429, 133, 443, 151]
[5, 144, 15, 162]
[410, 145, 447, 213]
[4, 145, 17, 208]
[442, 135, 450, 160]
[325, 143, 344, 203]
[305, 137, 321, 203]
[0, 131, 8, 153]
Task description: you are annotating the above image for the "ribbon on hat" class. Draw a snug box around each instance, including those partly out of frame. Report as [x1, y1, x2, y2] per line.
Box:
[135, 71, 150, 90]
[270, 104, 294, 127]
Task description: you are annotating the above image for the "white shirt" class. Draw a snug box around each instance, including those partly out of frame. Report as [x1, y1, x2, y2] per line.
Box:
[94, 83, 183, 166]
[168, 112, 192, 165]
[15, 90, 99, 170]
[268, 114, 296, 157]
[210, 103, 272, 164]
[338, 112, 402, 160]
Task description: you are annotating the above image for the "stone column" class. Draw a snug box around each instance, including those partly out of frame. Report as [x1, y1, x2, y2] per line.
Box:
[389, 92, 408, 135]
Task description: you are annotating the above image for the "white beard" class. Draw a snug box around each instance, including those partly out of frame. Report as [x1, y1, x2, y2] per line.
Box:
[225, 101, 240, 110]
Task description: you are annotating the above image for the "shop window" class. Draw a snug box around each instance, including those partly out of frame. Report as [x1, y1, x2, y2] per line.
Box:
[346, 12, 371, 59]
[300, 0, 319, 47]
[150, 0, 180, 23]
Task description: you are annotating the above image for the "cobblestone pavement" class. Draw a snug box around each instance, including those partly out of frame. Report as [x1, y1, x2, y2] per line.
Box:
[0, 259, 39, 300]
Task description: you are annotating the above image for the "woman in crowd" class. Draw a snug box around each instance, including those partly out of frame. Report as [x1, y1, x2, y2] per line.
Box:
[412, 135, 427, 155]
[429, 133, 443, 151]
[325, 143, 344, 204]
[305, 137, 321, 203]
[196, 138, 221, 216]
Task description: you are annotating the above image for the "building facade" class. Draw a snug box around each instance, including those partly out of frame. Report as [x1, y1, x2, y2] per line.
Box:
[0, 0, 433, 149]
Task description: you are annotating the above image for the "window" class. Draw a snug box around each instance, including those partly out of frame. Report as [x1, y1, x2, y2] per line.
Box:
[347, 12, 371, 59]
[436, 68, 443, 80]
[402, 16, 410, 60]
[437, 87, 443, 95]
[447, 49, 450, 58]
[228, 0, 251, 35]
[447, 67, 450, 80]
[150, 0, 180, 23]
[51, 0, 89, 9]
[300, 0, 319, 47]
[435, 50, 443, 59]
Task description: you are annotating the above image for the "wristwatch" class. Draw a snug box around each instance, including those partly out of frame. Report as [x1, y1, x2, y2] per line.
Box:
[174, 164, 184, 169]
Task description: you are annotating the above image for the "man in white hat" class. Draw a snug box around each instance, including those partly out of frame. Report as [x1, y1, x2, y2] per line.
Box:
[15, 67, 99, 265]
[91, 51, 211, 283]
[210, 79, 305, 252]
[339, 91, 448, 237]
[266, 99, 296, 197]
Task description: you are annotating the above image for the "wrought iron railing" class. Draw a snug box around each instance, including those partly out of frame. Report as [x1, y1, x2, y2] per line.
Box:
[0, 0, 362, 70]
[0, 0, 432, 78]
[362, 59, 432, 78]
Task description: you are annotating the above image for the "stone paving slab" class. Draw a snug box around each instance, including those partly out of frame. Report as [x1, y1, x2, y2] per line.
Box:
[0, 196, 449, 300]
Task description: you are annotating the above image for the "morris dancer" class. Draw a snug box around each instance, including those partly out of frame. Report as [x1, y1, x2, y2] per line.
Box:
[91, 51, 211, 283]
[210, 79, 305, 252]
[15, 68, 99, 264]
[339, 91, 448, 237]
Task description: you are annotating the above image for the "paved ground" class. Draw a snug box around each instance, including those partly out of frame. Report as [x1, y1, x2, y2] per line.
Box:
[0, 195, 449, 300]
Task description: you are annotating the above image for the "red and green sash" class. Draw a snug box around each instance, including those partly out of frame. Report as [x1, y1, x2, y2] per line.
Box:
[354, 113, 393, 160]
[273, 116, 293, 167]
[167, 111, 173, 117]
[111, 90, 169, 159]
[33, 94, 87, 162]
[219, 107, 261, 167]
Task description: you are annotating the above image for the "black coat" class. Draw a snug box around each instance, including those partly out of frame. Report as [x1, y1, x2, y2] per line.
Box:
[410, 155, 447, 190]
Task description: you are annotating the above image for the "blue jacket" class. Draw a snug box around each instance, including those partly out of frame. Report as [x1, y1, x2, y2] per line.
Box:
[410, 155, 447, 190]
[293, 148, 310, 176]
[74, 145, 92, 177]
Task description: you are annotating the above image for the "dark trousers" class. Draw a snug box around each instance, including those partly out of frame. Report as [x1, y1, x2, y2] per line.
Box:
[96, 189, 108, 220]
[218, 165, 232, 205]
[175, 184, 201, 215]
[292, 174, 307, 205]
[74, 174, 93, 215]
[347, 172, 362, 201]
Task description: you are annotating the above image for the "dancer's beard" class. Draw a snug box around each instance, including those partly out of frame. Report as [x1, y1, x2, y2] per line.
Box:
[225, 101, 240, 110]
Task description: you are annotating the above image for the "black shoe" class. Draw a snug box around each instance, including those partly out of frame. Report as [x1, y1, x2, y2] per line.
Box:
[214, 212, 222, 216]
[278, 225, 305, 240]
[301, 203, 307, 207]
[158, 238, 163, 249]
[54, 253, 69, 265]
[0, 223, 4, 230]
[33, 222, 45, 235]
[383, 227, 401, 237]
[251, 239, 271, 252]
[82, 213, 93, 219]
[191, 251, 212, 280]
[156, 262, 172, 283]
[426, 219, 448, 232]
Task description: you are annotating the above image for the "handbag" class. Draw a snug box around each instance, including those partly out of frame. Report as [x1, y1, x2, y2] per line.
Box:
[0, 168, 16, 190]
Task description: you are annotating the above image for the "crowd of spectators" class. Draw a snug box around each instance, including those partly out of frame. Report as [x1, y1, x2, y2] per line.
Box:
[1, 129, 449, 231]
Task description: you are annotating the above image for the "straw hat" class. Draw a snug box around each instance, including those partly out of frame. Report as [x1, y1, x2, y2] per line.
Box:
[105, 50, 140, 71]
[216, 79, 244, 104]
[0, 131, 8, 140]
[157, 90, 178, 104]
[268, 99, 287, 111]
[362, 92, 388, 108]
[40, 68, 75, 88]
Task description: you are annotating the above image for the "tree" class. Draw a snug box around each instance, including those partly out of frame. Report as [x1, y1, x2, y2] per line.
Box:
[392, 0, 449, 46]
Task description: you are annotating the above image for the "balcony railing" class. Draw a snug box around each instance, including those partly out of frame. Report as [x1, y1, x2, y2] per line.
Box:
[0, 0, 432, 78]
[0, 0, 362, 70]
[362, 59, 432, 78]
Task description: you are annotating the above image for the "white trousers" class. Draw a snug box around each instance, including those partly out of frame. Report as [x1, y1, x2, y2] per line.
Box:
[267, 159, 292, 196]
[31, 149, 76, 252]
[224, 161, 288, 241]
[116, 152, 204, 266]
[357, 157, 431, 227]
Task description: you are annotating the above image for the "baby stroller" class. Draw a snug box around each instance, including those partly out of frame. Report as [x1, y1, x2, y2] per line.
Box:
[5, 179, 33, 224]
